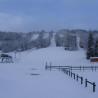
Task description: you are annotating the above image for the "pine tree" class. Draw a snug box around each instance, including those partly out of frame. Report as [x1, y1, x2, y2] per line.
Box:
[94, 40, 98, 57]
[86, 33, 94, 59]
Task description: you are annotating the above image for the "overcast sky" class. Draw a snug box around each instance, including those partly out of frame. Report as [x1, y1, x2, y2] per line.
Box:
[0, 0, 98, 32]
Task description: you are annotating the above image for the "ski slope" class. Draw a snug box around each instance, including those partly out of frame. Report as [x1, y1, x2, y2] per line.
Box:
[0, 47, 98, 98]
[50, 33, 56, 47]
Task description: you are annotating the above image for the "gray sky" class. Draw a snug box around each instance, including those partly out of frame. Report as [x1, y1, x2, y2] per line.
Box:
[0, 0, 98, 32]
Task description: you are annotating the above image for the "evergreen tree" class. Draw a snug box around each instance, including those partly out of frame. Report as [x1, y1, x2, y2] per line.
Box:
[86, 33, 94, 59]
[94, 40, 98, 57]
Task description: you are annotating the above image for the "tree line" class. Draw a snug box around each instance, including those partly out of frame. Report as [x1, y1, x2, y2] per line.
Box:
[0, 31, 52, 52]
[86, 33, 98, 59]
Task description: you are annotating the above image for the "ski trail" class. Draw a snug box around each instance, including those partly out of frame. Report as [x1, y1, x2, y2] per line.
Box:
[50, 33, 56, 47]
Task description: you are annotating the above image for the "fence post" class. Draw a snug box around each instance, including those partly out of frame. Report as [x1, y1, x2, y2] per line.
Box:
[93, 82, 96, 92]
[81, 77, 83, 84]
[69, 70, 70, 76]
[77, 74, 78, 81]
[71, 72, 72, 77]
[45, 62, 48, 70]
[85, 79, 87, 87]
[74, 73, 75, 79]
[71, 66, 72, 71]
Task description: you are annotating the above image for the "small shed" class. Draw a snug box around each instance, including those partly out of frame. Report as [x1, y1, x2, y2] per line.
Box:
[90, 57, 98, 62]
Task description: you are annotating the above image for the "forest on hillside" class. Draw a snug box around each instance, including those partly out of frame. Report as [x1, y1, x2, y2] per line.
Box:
[0, 29, 98, 52]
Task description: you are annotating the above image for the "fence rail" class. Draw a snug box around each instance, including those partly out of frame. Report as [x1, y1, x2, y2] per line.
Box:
[45, 65, 98, 71]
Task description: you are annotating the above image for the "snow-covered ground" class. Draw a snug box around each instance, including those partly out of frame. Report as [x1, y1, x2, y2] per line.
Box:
[0, 46, 98, 98]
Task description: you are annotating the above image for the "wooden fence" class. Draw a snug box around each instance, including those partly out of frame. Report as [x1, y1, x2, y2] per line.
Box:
[45, 65, 98, 71]
[45, 64, 96, 92]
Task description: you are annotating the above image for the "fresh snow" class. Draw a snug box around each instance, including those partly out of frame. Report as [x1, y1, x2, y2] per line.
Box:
[0, 47, 98, 98]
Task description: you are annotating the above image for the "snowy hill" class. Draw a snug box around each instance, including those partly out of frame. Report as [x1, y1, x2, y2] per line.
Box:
[0, 47, 98, 98]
